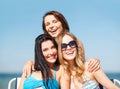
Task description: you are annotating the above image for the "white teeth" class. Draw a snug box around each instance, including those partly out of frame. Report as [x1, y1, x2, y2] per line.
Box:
[52, 30, 56, 32]
[49, 56, 54, 59]
[66, 51, 73, 55]
[50, 27, 57, 32]
[51, 29, 57, 32]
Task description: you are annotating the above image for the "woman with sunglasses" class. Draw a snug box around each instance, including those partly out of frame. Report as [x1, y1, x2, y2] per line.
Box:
[57, 32, 120, 89]
[23, 11, 100, 77]
[18, 34, 70, 89]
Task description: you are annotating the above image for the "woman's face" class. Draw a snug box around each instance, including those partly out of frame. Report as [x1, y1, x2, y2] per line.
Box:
[41, 40, 57, 64]
[61, 35, 77, 61]
[44, 15, 63, 38]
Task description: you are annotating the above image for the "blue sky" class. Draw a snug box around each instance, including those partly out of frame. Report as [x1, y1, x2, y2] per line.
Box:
[0, 0, 120, 73]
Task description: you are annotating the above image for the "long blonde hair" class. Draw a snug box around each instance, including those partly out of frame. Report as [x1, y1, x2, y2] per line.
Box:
[56, 32, 85, 82]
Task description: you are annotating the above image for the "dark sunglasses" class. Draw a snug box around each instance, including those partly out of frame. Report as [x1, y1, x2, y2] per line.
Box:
[61, 40, 77, 51]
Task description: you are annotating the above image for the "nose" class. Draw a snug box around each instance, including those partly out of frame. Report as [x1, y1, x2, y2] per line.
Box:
[49, 23, 54, 29]
[66, 45, 71, 50]
[48, 49, 54, 55]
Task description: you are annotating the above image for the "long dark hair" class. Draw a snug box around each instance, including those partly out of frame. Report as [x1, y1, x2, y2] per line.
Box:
[42, 11, 69, 34]
[34, 34, 60, 79]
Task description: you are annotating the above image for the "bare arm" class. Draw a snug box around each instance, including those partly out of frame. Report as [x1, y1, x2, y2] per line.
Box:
[23, 60, 34, 77]
[18, 73, 26, 89]
[93, 69, 120, 89]
[77, 39, 100, 72]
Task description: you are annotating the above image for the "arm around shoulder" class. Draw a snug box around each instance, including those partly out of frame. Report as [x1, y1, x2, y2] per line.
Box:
[23, 60, 34, 77]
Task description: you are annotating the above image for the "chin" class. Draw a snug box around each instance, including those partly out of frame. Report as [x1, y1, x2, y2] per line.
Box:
[52, 34, 58, 38]
[50, 60, 56, 63]
[65, 57, 74, 61]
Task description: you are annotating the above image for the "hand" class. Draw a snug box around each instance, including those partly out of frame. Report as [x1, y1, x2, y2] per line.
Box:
[88, 58, 100, 72]
[23, 60, 34, 77]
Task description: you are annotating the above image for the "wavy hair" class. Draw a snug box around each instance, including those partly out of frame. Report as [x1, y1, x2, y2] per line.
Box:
[56, 32, 85, 82]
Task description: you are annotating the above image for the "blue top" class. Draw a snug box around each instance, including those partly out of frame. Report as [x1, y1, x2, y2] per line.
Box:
[23, 76, 46, 89]
[23, 65, 60, 89]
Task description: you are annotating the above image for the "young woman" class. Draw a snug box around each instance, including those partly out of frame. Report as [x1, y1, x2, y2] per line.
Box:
[57, 32, 120, 89]
[23, 11, 100, 77]
[18, 34, 70, 89]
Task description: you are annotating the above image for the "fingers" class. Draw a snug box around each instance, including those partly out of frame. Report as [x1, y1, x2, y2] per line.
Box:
[88, 58, 100, 72]
[32, 64, 35, 71]
[23, 66, 27, 77]
[26, 67, 31, 77]
[22, 61, 33, 77]
[26, 65, 32, 77]
[89, 63, 100, 72]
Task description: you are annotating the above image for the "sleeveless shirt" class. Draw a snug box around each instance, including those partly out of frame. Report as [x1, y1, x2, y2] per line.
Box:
[23, 65, 60, 89]
[82, 75, 100, 89]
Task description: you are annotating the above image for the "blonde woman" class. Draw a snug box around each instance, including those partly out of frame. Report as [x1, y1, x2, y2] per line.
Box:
[56, 32, 120, 89]
[19, 34, 70, 89]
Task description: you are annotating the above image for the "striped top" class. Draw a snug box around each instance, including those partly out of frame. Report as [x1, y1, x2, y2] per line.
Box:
[82, 75, 100, 89]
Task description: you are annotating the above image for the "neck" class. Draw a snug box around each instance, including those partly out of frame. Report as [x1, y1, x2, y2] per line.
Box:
[67, 60, 75, 68]
[48, 63, 55, 69]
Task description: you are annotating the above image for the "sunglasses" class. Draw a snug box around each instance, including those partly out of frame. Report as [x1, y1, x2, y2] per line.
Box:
[61, 40, 77, 51]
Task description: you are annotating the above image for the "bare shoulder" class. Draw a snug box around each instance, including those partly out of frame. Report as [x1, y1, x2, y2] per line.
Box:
[56, 65, 64, 72]
[32, 71, 43, 80]
[57, 65, 70, 79]
[84, 62, 99, 82]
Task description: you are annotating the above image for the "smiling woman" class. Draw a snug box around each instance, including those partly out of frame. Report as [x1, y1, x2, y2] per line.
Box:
[44, 15, 63, 38]
[18, 34, 70, 89]
[42, 11, 69, 38]
[56, 32, 120, 89]
[41, 40, 58, 64]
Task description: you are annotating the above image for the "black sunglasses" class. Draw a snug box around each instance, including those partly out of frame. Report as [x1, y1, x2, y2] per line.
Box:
[61, 40, 77, 51]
